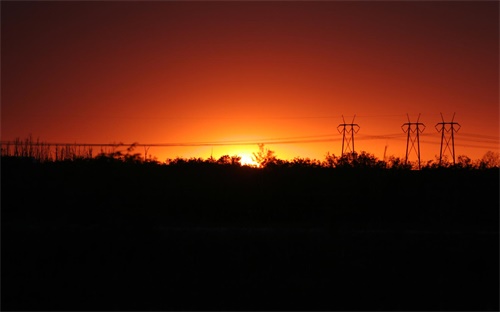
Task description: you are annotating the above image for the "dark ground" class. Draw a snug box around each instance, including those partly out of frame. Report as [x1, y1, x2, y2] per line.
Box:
[1, 158, 499, 311]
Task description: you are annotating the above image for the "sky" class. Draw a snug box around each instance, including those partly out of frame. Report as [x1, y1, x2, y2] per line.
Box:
[2, 0, 499, 164]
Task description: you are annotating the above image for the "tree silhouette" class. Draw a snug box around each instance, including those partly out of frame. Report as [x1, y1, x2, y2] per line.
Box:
[252, 144, 278, 167]
[216, 154, 241, 166]
[480, 151, 500, 169]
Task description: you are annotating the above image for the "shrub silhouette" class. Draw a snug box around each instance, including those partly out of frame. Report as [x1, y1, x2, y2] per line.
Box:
[216, 154, 242, 166]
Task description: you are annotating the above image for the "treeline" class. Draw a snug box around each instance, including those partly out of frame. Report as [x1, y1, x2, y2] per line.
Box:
[2, 140, 499, 170]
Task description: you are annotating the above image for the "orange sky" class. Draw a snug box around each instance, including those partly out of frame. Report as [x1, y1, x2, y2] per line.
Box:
[2, 1, 499, 163]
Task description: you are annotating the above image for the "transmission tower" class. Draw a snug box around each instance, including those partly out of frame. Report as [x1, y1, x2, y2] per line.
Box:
[435, 112, 461, 165]
[401, 113, 425, 169]
[337, 115, 360, 156]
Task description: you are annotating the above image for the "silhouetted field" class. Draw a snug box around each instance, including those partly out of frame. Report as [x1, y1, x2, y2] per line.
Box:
[2, 156, 499, 311]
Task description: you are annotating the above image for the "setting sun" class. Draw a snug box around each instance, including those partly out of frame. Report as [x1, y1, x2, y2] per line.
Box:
[239, 153, 259, 167]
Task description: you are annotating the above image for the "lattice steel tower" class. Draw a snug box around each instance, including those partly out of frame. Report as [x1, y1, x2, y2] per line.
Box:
[435, 112, 461, 165]
[337, 115, 360, 156]
[402, 113, 425, 169]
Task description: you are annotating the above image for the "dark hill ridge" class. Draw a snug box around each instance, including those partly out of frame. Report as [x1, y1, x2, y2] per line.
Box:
[1, 157, 499, 310]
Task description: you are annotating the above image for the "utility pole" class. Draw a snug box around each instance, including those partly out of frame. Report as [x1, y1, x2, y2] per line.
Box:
[435, 112, 461, 165]
[337, 115, 360, 157]
[402, 113, 425, 169]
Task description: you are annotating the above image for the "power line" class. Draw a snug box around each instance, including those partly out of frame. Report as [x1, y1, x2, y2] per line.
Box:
[0, 137, 343, 148]
[3, 131, 498, 149]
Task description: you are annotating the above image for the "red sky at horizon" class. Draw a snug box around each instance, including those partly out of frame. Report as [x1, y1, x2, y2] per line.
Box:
[2, 1, 499, 163]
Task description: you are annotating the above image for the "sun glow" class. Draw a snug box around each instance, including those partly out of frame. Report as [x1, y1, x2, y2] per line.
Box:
[239, 153, 259, 167]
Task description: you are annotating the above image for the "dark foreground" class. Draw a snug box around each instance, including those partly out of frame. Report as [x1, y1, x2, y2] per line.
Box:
[2, 158, 499, 311]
